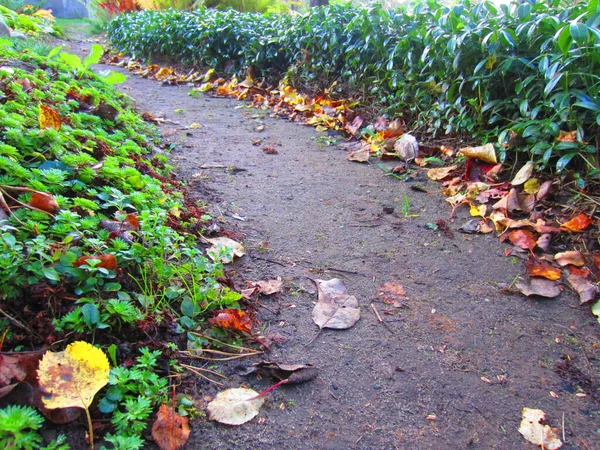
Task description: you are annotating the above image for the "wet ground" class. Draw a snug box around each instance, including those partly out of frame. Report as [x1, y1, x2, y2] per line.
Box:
[71, 37, 600, 449]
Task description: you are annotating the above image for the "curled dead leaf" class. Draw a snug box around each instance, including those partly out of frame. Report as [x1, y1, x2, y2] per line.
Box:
[151, 404, 190, 450]
[209, 309, 252, 334]
[427, 165, 457, 181]
[312, 278, 360, 330]
[567, 274, 598, 304]
[29, 192, 59, 214]
[511, 161, 534, 186]
[560, 213, 592, 232]
[458, 143, 497, 164]
[347, 148, 370, 163]
[516, 278, 561, 298]
[518, 407, 562, 449]
[555, 251, 585, 267]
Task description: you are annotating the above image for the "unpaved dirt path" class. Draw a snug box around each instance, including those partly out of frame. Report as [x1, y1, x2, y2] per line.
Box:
[73, 38, 599, 449]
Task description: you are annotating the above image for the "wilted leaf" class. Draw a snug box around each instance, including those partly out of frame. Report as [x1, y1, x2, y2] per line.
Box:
[567, 274, 598, 304]
[347, 148, 370, 162]
[209, 309, 252, 333]
[394, 134, 419, 162]
[204, 237, 245, 263]
[29, 192, 59, 214]
[37, 341, 110, 410]
[525, 259, 561, 281]
[0, 350, 45, 394]
[458, 143, 497, 164]
[245, 362, 318, 385]
[555, 251, 585, 267]
[73, 254, 117, 270]
[511, 161, 534, 186]
[427, 165, 457, 181]
[39, 104, 61, 130]
[312, 278, 360, 330]
[154, 67, 174, 80]
[560, 213, 592, 232]
[254, 278, 283, 295]
[508, 229, 536, 251]
[556, 130, 577, 142]
[376, 281, 407, 307]
[518, 407, 562, 449]
[151, 404, 190, 450]
[516, 278, 561, 298]
[207, 387, 264, 425]
[344, 115, 363, 136]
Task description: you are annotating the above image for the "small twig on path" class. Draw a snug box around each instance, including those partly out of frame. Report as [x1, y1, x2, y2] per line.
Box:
[251, 255, 288, 267]
[199, 164, 229, 169]
[370, 303, 383, 323]
[181, 363, 226, 386]
[0, 307, 39, 339]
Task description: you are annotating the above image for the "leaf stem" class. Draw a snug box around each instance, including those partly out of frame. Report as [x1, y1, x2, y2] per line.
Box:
[84, 406, 93, 450]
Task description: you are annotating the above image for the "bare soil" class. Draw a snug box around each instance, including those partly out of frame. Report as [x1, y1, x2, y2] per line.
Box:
[72, 38, 600, 449]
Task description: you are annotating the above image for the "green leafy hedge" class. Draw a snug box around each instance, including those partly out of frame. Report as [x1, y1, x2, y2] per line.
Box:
[108, 0, 600, 175]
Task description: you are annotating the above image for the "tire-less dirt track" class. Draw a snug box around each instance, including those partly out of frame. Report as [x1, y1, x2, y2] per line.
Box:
[78, 38, 600, 449]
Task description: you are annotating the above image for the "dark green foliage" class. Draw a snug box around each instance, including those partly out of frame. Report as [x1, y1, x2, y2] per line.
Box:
[108, 0, 600, 175]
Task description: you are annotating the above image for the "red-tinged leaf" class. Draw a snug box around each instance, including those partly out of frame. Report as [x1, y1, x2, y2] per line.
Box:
[376, 281, 407, 307]
[526, 259, 561, 281]
[508, 229, 537, 251]
[39, 104, 61, 130]
[560, 213, 592, 232]
[566, 265, 590, 278]
[209, 309, 252, 333]
[151, 404, 190, 450]
[533, 219, 561, 234]
[73, 254, 117, 270]
[29, 192, 59, 213]
[0, 350, 45, 388]
[567, 274, 598, 304]
[124, 214, 139, 230]
[344, 115, 363, 136]
[537, 234, 552, 252]
[382, 118, 404, 139]
[593, 252, 600, 270]
[555, 251, 585, 267]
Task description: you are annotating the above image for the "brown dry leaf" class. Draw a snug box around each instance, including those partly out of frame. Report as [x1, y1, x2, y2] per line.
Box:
[427, 165, 457, 181]
[247, 362, 318, 384]
[458, 143, 497, 163]
[560, 213, 592, 232]
[555, 251, 585, 267]
[73, 254, 117, 270]
[39, 104, 61, 130]
[209, 309, 252, 334]
[0, 350, 45, 395]
[207, 387, 264, 425]
[518, 407, 563, 449]
[254, 278, 283, 295]
[376, 281, 407, 307]
[508, 229, 537, 251]
[204, 237, 245, 263]
[37, 341, 110, 410]
[511, 161, 534, 186]
[567, 274, 598, 304]
[536, 234, 552, 252]
[526, 259, 561, 281]
[556, 130, 577, 142]
[151, 404, 190, 450]
[344, 115, 363, 136]
[516, 278, 561, 298]
[593, 252, 600, 270]
[536, 180, 554, 201]
[29, 192, 59, 213]
[312, 278, 360, 330]
[347, 148, 370, 162]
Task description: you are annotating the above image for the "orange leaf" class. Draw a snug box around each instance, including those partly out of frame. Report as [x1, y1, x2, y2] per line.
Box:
[560, 213, 592, 232]
[376, 281, 407, 307]
[151, 404, 190, 450]
[73, 254, 117, 270]
[526, 259, 562, 281]
[508, 229, 537, 251]
[39, 104, 61, 130]
[29, 192, 59, 213]
[209, 309, 252, 333]
[124, 214, 139, 230]
[566, 265, 590, 278]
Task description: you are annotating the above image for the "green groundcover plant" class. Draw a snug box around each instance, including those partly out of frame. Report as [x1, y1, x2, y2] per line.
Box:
[108, 0, 600, 176]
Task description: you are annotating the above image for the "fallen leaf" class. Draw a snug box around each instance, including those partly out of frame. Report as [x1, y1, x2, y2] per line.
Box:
[209, 309, 252, 333]
[207, 387, 264, 425]
[511, 161, 534, 185]
[536, 180, 553, 201]
[427, 165, 457, 181]
[394, 134, 419, 162]
[39, 104, 61, 130]
[312, 278, 360, 330]
[344, 116, 363, 136]
[518, 407, 563, 449]
[566, 265, 590, 278]
[567, 274, 598, 304]
[0, 350, 45, 394]
[154, 67, 174, 80]
[240, 361, 318, 385]
[524, 178, 540, 194]
[347, 148, 370, 162]
[469, 203, 487, 218]
[560, 213, 592, 232]
[526, 259, 561, 281]
[508, 229, 536, 251]
[73, 254, 117, 270]
[593, 252, 600, 270]
[458, 143, 497, 164]
[204, 237, 245, 263]
[151, 404, 190, 450]
[556, 130, 577, 142]
[555, 251, 585, 267]
[516, 278, 561, 298]
[376, 281, 407, 307]
[37, 341, 110, 410]
[29, 192, 59, 214]
[254, 278, 283, 295]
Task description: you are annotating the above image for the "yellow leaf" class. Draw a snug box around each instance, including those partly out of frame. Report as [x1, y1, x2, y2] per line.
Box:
[154, 67, 174, 80]
[485, 54, 497, 69]
[37, 341, 110, 410]
[469, 203, 487, 218]
[458, 143, 497, 163]
[523, 178, 539, 194]
[39, 104, 61, 131]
